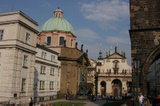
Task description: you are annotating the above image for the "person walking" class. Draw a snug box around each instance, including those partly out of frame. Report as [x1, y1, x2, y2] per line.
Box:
[29, 97, 33, 106]
[138, 93, 145, 106]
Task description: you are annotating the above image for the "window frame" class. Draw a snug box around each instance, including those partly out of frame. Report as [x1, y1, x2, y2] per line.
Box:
[51, 55, 55, 61]
[40, 66, 46, 74]
[23, 55, 28, 68]
[25, 32, 30, 44]
[50, 68, 55, 76]
[49, 81, 54, 90]
[47, 36, 51, 45]
[59, 37, 64, 46]
[39, 80, 45, 90]
[21, 78, 26, 92]
[0, 29, 4, 40]
[41, 52, 46, 59]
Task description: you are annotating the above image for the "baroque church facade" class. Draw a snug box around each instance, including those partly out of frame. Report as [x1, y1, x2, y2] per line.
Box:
[96, 47, 132, 97]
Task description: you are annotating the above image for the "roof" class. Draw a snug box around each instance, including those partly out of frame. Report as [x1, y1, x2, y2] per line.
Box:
[41, 7, 74, 35]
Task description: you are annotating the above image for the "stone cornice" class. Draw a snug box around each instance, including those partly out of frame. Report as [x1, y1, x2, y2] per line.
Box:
[0, 20, 39, 34]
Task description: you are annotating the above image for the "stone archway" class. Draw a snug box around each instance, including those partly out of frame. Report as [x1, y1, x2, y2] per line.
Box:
[100, 81, 106, 96]
[112, 79, 122, 97]
[140, 45, 160, 95]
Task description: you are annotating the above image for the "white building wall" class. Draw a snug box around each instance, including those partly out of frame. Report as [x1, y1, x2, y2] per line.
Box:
[35, 46, 60, 101]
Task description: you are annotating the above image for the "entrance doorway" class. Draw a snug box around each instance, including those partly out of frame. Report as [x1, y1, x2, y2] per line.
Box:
[100, 81, 106, 96]
[112, 79, 122, 97]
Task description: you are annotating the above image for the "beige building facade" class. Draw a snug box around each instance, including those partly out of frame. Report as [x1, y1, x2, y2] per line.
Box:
[96, 47, 132, 97]
[0, 11, 38, 104]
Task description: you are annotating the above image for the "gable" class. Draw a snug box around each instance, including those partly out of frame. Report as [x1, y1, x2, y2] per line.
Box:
[107, 53, 125, 59]
[78, 53, 90, 66]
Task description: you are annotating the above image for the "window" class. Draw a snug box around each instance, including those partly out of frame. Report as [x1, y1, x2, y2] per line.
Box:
[21, 78, 26, 92]
[25, 33, 30, 44]
[50, 68, 54, 75]
[51, 55, 55, 61]
[59, 37, 64, 45]
[23, 55, 28, 68]
[41, 52, 46, 59]
[50, 81, 54, 90]
[50, 96, 54, 100]
[47, 36, 51, 45]
[0, 29, 4, 40]
[57, 81, 59, 87]
[0, 53, 1, 65]
[39, 97, 44, 101]
[39, 80, 45, 90]
[71, 39, 73, 46]
[40, 66, 46, 74]
[58, 70, 59, 76]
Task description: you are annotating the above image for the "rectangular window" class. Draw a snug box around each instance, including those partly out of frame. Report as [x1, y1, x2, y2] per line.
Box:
[57, 81, 59, 87]
[58, 70, 59, 77]
[0, 53, 1, 65]
[0, 29, 4, 40]
[51, 55, 55, 61]
[23, 55, 28, 68]
[39, 97, 44, 101]
[25, 33, 30, 44]
[71, 39, 73, 46]
[59, 37, 64, 45]
[50, 68, 54, 75]
[41, 52, 46, 59]
[50, 81, 54, 90]
[21, 78, 26, 92]
[50, 96, 53, 100]
[47, 36, 51, 45]
[40, 66, 46, 74]
[39, 80, 45, 90]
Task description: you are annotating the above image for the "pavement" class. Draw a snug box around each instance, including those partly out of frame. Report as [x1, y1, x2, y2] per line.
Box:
[39, 99, 107, 106]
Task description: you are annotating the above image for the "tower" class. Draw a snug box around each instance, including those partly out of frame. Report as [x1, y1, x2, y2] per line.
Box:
[129, 0, 160, 95]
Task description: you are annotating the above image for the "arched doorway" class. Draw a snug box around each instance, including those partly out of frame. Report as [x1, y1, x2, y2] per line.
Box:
[114, 88, 118, 97]
[100, 81, 106, 96]
[112, 79, 122, 97]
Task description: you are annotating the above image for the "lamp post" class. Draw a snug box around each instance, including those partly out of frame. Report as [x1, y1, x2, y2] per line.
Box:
[133, 56, 140, 106]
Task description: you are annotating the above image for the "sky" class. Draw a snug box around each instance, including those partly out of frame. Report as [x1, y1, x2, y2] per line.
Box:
[0, 0, 131, 65]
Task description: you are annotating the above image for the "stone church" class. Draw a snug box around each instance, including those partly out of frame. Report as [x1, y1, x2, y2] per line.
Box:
[38, 7, 90, 96]
[96, 47, 132, 97]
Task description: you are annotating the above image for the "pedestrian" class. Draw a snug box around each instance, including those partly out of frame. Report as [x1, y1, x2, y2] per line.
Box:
[138, 93, 145, 106]
[37, 102, 40, 106]
[29, 97, 33, 106]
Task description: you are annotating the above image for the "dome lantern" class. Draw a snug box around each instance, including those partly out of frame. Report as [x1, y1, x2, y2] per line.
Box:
[53, 7, 63, 18]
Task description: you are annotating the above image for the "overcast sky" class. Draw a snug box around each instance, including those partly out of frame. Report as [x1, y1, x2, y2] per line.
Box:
[0, 0, 131, 65]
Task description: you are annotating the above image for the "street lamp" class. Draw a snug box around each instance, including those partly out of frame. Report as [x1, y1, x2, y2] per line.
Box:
[133, 56, 141, 106]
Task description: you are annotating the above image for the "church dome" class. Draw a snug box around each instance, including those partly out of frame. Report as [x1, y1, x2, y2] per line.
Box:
[41, 7, 74, 34]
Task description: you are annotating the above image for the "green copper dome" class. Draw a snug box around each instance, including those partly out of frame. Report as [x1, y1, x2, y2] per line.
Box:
[41, 7, 74, 34]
